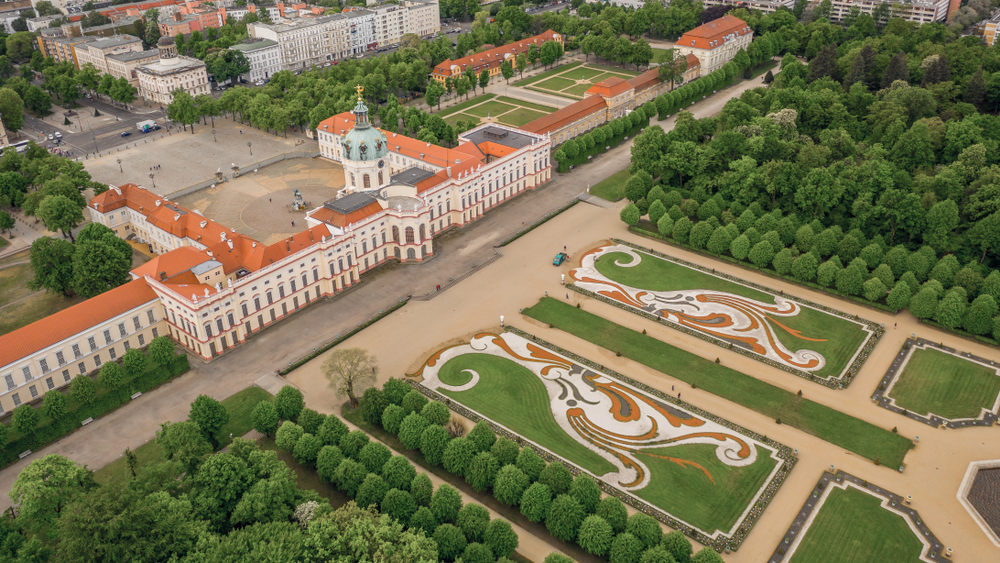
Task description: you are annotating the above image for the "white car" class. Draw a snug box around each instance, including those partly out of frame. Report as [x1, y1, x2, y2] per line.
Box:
[255, 80, 265, 86]
[48, 134, 54, 140]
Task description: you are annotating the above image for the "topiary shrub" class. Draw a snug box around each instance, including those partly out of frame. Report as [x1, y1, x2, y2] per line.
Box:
[662, 530, 693, 563]
[338, 429, 370, 460]
[493, 464, 530, 506]
[332, 458, 368, 497]
[627, 513, 663, 548]
[596, 496, 628, 534]
[381, 404, 406, 434]
[467, 420, 497, 452]
[275, 421, 304, 452]
[442, 437, 477, 476]
[398, 412, 431, 450]
[465, 451, 500, 492]
[537, 462, 573, 495]
[292, 433, 322, 467]
[409, 506, 438, 535]
[381, 455, 417, 491]
[297, 408, 326, 435]
[430, 483, 463, 524]
[361, 387, 389, 427]
[569, 474, 601, 514]
[411, 472, 434, 506]
[456, 503, 490, 543]
[251, 401, 280, 437]
[691, 546, 725, 563]
[401, 390, 428, 414]
[317, 414, 349, 446]
[519, 482, 552, 523]
[490, 436, 519, 466]
[609, 532, 645, 563]
[642, 545, 677, 563]
[545, 494, 585, 542]
[421, 401, 451, 425]
[358, 441, 392, 473]
[381, 488, 417, 524]
[462, 543, 494, 563]
[316, 445, 344, 483]
[577, 514, 615, 556]
[433, 523, 467, 561]
[356, 473, 390, 509]
[275, 386, 304, 421]
[544, 554, 573, 563]
[419, 424, 451, 465]
[382, 378, 410, 405]
[515, 447, 545, 482]
[484, 518, 519, 559]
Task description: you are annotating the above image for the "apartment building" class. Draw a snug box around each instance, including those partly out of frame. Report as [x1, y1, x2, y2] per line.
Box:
[673, 14, 753, 75]
[349, 1, 438, 47]
[826, 0, 955, 24]
[402, 0, 439, 38]
[74, 34, 144, 72]
[701, 0, 795, 14]
[249, 14, 361, 70]
[136, 36, 210, 104]
[228, 39, 281, 82]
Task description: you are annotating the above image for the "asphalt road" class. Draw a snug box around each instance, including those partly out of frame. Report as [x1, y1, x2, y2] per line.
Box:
[23, 98, 168, 157]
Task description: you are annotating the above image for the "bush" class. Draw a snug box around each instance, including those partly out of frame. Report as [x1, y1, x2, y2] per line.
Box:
[462, 543, 494, 563]
[457, 503, 490, 542]
[358, 441, 392, 473]
[515, 448, 545, 482]
[251, 401, 279, 437]
[381, 455, 416, 491]
[410, 506, 438, 535]
[546, 494, 585, 542]
[399, 412, 432, 450]
[484, 519, 518, 558]
[620, 203, 641, 226]
[465, 452, 500, 492]
[41, 390, 67, 421]
[148, 336, 176, 366]
[297, 408, 326, 435]
[609, 533, 645, 563]
[626, 513, 662, 548]
[421, 401, 451, 425]
[886, 280, 912, 311]
[642, 545, 677, 563]
[292, 433, 322, 466]
[382, 378, 410, 405]
[431, 483, 463, 523]
[332, 458, 368, 497]
[662, 530, 693, 563]
[420, 424, 452, 465]
[401, 390, 428, 414]
[275, 386, 304, 421]
[577, 515, 615, 556]
[596, 496, 628, 533]
[11, 405, 39, 436]
[544, 554, 573, 563]
[70, 374, 96, 405]
[121, 348, 147, 378]
[537, 462, 573, 495]
[316, 445, 345, 482]
[519, 482, 552, 522]
[494, 464, 530, 506]
[442, 437, 477, 476]
[361, 387, 389, 427]
[691, 546, 725, 563]
[381, 404, 406, 434]
[356, 473, 390, 509]
[434, 524, 468, 561]
[339, 429, 370, 459]
[317, 414, 349, 446]
[411, 472, 434, 506]
[467, 421, 497, 452]
[490, 437, 519, 466]
[381, 488, 417, 524]
[569, 474, 601, 514]
[275, 421, 304, 452]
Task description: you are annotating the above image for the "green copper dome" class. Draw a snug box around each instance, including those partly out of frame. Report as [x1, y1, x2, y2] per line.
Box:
[341, 89, 388, 163]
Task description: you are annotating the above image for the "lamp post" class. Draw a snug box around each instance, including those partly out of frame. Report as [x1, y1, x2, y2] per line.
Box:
[212, 128, 217, 142]
[116, 158, 122, 173]
[149, 172, 155, 188]
[247, 141, 252, 155]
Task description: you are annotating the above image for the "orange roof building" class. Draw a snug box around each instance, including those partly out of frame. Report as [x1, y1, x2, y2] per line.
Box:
[431, 30, 563, 84]
[674, 14, 752, 74]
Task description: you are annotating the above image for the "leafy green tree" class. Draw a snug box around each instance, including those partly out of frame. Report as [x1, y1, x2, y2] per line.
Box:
[456, 503, 490, 543]
[773, 247, 794, 275]
[148, 336, 175, 366]
[121, 348, 147, 379]
[596, 496, 628, 533]
[37, 195, 84, 243]
[0, 87, 24, 133]
[467, 421, 496, 452]
[167, 90, 200, 133]
[430, 483, 463, 524]
[434, 523, 467, 561]
[610, 532, 645, 563]
[886, 280, 912, 311]
[293, 433, 322, 466]
[484, 519, 518, 558]
[862, 277, 887, 303]
[546, 494, 585, 542]
[155, 420, 212, 473]
[381, 404, 406, 435]
[569, 474, 601, 514]
[382, 378, 410, 405]
[489, 437, 519, 466]
[412, 472, 434, 507]
[657, 214, 675, 237]
[339, 429, 369, 460]
[419, 423, 450, 464]
[578, 515, 615, 556]
[642, 545, 679, 563]
[98, 362, 125, 402]
[544, 554, 573, 563]
[964, 295, 998, 335]
[515, 447, 545, 482]
[935, 289, 968, 330]
[836, 264, 864, 295]
[465, 452, 500, 492]
[11, 455, 93, 533]
[70, 375, 96, 405]
[12, 404, 39, 436]
[817, 260, 840, 288]
[410, 506, 437, 535]
[316, 445, 344, 483]
[627, 513, 663, 548]
[381, 455, 416, 492]
[620, 203, 641, 226]
[909, 287, 940, 319]
[275, 421, 305, 452]
[401, 390, 428, 414]
[494, 464, 530, 506]
[706, 225, 733, 255]
[356, 473, 390, 509]
[360, 387, 389, 427]
[275, 385, 304, 422]
[297, 408, 325, 435]
[749, 240, 775, 269]
[41, 390, 67, 421]
[730, 234, 751, 260]
[27, 236, 75, 296]
[672, 216, 693, 243]
[537, 462, 572, 495]
[72, 236, 132, 299]
[662, 530, 693, 563]
[381, 488, 417, 524]
[422, 401, 451, 425]
[189, 394, 229, 448]
[332, 458, 367, 497]
[518, 482, 552, 522]
[318, 413, 349, 446]
[441, 436, 476, 477]
[359, 441, 392, 474]
[648, 200, 666, 225]
[691, 547, 725, 563]
[689, 221, 714, 250]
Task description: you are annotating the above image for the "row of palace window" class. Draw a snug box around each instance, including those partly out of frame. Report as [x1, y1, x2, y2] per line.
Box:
[349, 171, 384, 189]
[1, 328, 157, 414]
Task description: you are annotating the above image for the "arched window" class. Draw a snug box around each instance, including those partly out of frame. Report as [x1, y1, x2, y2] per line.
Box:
[419, 224, 426, 241]
[405, 227, 415, 243]
[378, 170, 383, 185]
[392, 226, 400, 242]
[407, 248, 416, 259]
[362, 241, 367, 253]
[204, 323, 213, 338]
[363, 174, 371, 190]
[350, 173, 355, 186]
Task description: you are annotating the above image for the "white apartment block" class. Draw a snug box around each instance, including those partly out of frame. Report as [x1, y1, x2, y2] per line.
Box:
[402, 0, 439, 39]
[826, 0, 954, 24]
[228, 39, 281, 82]
[250, 15, 354, 70]
[136, 38, 211, 104]
[701, 0, 795, 14]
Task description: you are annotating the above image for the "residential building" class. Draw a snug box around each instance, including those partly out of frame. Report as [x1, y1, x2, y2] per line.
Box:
[521, 61, 696, 146]
[431, 30, 564, 85]
[228, 39, 280, 82]
[985, 11, 1000, 46]
[73, 34, 144, 73]
[673, 14, 752, 75]
[26, 14, 64, 32]
[402, 0, 439, 38]
[37, 34, 92, 66]
[351, 1, 438, 47]
[136, 36, 210, 104]
[825, 0, 956, 24]
[344, 9, 377, 53]
[249, 14, 356, 70]
[106, 48, 160, 85]
[701, 0, 795, 14]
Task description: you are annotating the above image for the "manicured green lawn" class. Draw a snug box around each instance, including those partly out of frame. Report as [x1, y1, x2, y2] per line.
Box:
[437, 354, 616, 476]
[94, 440, 165, 489]
[651, 48, 673, 62]
[498, 108, 547, 127]
[523, 298, 913, 467]
[527, 88, 581, 101]
[590, 169, 631, 202]
[563, 83, 593, 97]
[514, 62, 582, 86]
[593, 250, 869, 379]
[0, 236, 8, 248]
[889, 348, 1000, 419]
[437, 93, 497, 117]
[0, 262, 34, 307]
[790, 486, 924, 563]
[536, 76, 577, 91]
[465, 101, 516, 118]
[584, 63, 639, 76]
[495, 96, 556, 113]
[569, 66, 606, 80]
[219, 385, 274, 440]
[437, 351, 775, 534]
[444, 113, 480, 128]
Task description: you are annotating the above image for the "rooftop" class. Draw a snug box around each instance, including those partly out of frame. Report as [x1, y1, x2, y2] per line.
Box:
[391, 167, 437, 186]
[464, 125, 538, 151]
[677, 14, 751, 50]
[86, 34, 142, 50]
[521, 96, 607, 135]
[228, 39, 278, 52]
[137, 54, 206, 74]
[107, 48, 158, 62]
[324, 192, 378, 214]
[432, 30, 562, 77]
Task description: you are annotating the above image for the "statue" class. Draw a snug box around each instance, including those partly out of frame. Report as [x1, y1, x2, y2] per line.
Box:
[356, 84, 364, 101]
[292, 188, 305, 211]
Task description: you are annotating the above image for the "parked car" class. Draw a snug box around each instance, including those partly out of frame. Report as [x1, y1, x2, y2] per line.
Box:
[255, 80, 265, 86]
[553, 252, 568, 266]
[47, 134, 54, 140]
[121, 131, 131, 137]
[54, 132, 62, 138]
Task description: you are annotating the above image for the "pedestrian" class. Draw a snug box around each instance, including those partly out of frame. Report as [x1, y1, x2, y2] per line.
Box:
[500, 315, 504, 327]
[291, 221, 295, 226]
[678, 393, 681, 399]
[436, 284, 441, 291]
[564, 245, 567, 251]
[240, 130, 243, 135]
[269, 198, 272, 203]
[671, 385, 675, 391]
[566, 293, 569, 300]
[894, 323, 897, 328]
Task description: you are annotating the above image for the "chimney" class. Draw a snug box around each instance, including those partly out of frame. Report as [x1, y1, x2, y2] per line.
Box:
[285, 240, 291, 251]
[159, 271, 167, 281]
[200, 220, 207, 228]
[227, 239, 234, 250]
[446, 166, 451, 178]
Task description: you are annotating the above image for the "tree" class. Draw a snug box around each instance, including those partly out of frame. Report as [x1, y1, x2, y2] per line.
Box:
[546, 494, 584, 542]
[422, 401, 451, 425]
[538, 462, 573, 495]
[322, 348, 378, 407]
[27, 236, 75, 296]
[807, 43, 838, 82]
[382, 455, 416, 491]
[339, 429, 369, 459]
[519, 482, 552, 523]
[167, 90, 199, 133]
[146, 335, 174, 366]
[11, 455, 93, 533]
[909, 287, 940, 319]
[316, 445, 345, 483]
[356, 473, 390, 509]
[689, 221, 714, 250]
[381, 488, 417, 524]
[662, 531, 693, 563]
[881, 51, 909, 88]
[478, 69, 490, 92]
[886, 280, 912, 311]
[434, 524, 467, 561]
[627, 513, 663, 548]
[706, 225, 733, 255]
[359, 441, 392, 474]
[275, 385, 304, 422]
[862, 277, 887, 303]
[293, 433, 322, 466]
[425, 80, 446, 111]
[70, 375, 96, 405]
[610, 532, 645, 563]
[412, 472, 434, 507]
[515, 447, 545, 482]
[252, 401, 280, 437]
[500, 60, 514, 84]
[98, 361, 125, 402]
[297, 408, 325, 435]
[189, 394, 229, 448]
[836, 264, 864, 295]
[964, 294, 998, 335]
[456, 503, 490, 543]
[382, 404, 406, 435]
[657, 49, 688, 89]
[410, 506, 437, 535]
[121, 348, 147, 379]
[41, 390, 68, 421]
[691, 547, 725, 563]
[431, 483, 463, 524]
[515, 54, 527, 79]
[484, 519, 518, 558]
[0, 210, 12, 235]
[935, 289, 967, 330]
[578, 515, 615, 556]
[494, 464, 530, 506]
[401, 389, 428, 414]
[748, 240, 775, 269]
[596, 497, 628, 534]
[465, 452, 499, 491]
[72, 236, 132, 299]
[0, 87, 24, 133]
[4, 33, 33, 63]
[12, 404, 40, 436]
[730, 234, 751, 261]
[620, 203, 640, 225]
[275, 421, 305, 452]
[361, 387, 389, 427]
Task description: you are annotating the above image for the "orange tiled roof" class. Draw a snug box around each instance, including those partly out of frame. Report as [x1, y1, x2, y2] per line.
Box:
[431, 30, 562, 78]
[626, 68, 663, 93]
[586, 76, 632, 98]
[131, 246, 212, 281]
[310, 202, 383, 228]
[0, 279, 158, 370]
[476, 141, 517, 159]
[686, 53, 701, 68]
[521, 96, 607, 135]
[415, 170, 451, 193]
[676, 14, 751, 51]
[244, 224, 332, 269]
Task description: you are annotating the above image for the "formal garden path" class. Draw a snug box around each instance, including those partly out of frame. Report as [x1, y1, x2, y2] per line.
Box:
[436, 94, 559, 129]
[514, 62, 641, 101]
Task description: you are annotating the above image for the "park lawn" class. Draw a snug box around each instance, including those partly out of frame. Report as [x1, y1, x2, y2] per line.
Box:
[93, 440, 165, 489]
[465, 101, 516, 118]
[584, 63, 640, 76]
[0, 236, 7, 248]
[535, 76, 577, 91]
[590, 169, 632, 202]
[444, 114, 480, 128]
[498, 108, 547, 127]
[889, 348, 1000, 419]
[0, 249, 28, 268]
[0, 262, 35, 307]
[593, 250, 869, 380]
[634, 443, 776, 534]
[514, 61, 583, 86]
[651, 48, 673, 62]
[436, 353, 617, 476]
[219, 385, 274, 440]
[437, 94, 497, 117]
[0, 291, 83, 336]
[790, 486, 924, 563]
[570, 66, 606, 80]
[495, 96, 556, 113]
[563, 83, 594, 97]
[523, 298, 913, 467]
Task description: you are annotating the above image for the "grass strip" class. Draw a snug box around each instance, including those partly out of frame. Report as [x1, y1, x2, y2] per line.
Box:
[514, 61, 583, 86]
[522, 298, 913, 468]
[589, 169, 631, 202]
[888, 347, 1000, 420]
[436, 93, 497, 117]
[495, 96, 557, 112]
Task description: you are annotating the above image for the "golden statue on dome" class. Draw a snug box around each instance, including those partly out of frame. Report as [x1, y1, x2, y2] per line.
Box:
[356, 84, 364, 101]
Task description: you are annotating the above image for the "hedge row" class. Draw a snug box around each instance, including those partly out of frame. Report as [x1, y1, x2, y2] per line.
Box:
[0, 346, 189, 468]
[552, 109, 650, 173]
[350, 382, 723, 563]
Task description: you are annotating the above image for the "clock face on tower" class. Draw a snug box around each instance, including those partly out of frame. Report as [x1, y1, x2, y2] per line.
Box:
[378, 160, 385, 168]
